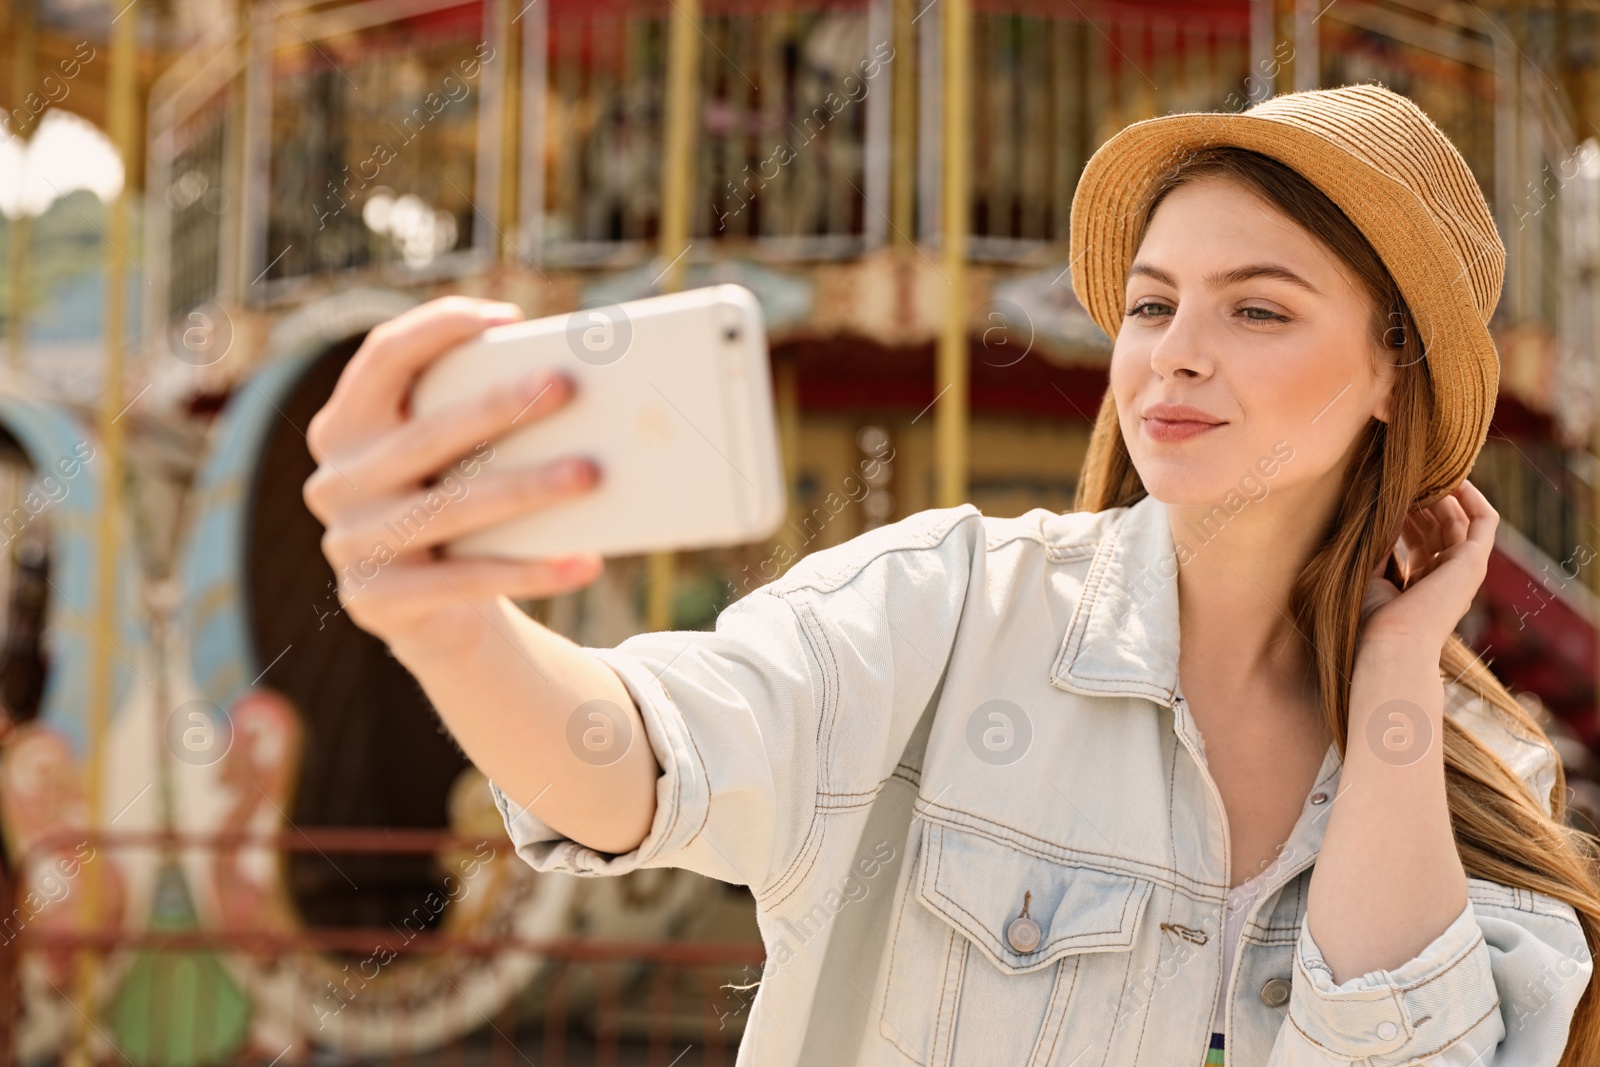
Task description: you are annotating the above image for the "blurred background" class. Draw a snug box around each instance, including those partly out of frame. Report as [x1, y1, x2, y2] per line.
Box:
[0, 0, 1597, 1062]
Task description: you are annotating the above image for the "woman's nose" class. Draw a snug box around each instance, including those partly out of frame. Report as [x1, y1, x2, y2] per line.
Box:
[1145, 304, 1215, 380]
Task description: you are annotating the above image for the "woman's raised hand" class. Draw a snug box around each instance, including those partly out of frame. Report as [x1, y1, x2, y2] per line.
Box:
[1359, 479, 1499, 657]
[302, 296, 605, 658]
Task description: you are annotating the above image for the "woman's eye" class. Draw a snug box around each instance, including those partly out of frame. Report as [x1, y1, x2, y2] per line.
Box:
[1125, 300, 1169, 319]
[1123, 301, 1289, 324]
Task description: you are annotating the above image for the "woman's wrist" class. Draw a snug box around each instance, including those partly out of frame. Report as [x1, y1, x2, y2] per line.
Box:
[1354, 627, 1445, 673]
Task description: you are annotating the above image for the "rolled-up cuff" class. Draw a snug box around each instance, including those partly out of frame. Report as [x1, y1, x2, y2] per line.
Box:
[1289, 899, 1497, 1062]
[487, 644, 712, 877]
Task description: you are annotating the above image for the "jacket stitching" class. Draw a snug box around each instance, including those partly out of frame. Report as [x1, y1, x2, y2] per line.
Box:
[1285, 986, 1407, 1056]
[923, 839, 1145, 966]
[879, 822, 937, 1065]
[918, 801, 1228, 894]
[1283, 990, 1501, 1062]
[764, 506, 982, 597]
[759, 772, 908, 909]
[1054, 507, 1182, 694]
[638, 676, 692, 868]
[1383, 996, 1500, 1063]
[1387, 930, 1486, 994]
[1112, 926, 1142, 1067]
[1027, 956, 1079, 1067]
[1163, 719, 1183, 886]
[1468, 881, 1587, 926]
[797, 592, 842, 802]
[758, 507, 968, 905]
[984, 528, 1099, 564]
[1133, 881, 1182, 1065]
[754, 595, 834, 905]
[929, 835, 955, 1067]
[933, 922, 966, 1066]
[758, 818, 827, 910]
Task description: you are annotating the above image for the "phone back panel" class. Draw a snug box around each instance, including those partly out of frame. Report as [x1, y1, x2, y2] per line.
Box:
[410, 284, 787, 559]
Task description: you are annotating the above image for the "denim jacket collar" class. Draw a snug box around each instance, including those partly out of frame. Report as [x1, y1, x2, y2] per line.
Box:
[1048, 492, 1347, 893]
[1050, 492, 1184, 706]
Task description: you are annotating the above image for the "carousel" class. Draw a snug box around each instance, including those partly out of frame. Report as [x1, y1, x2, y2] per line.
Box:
[2, 0, 1600, 1061]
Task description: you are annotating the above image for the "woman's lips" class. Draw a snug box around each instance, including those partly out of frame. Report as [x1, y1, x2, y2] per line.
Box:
[1143, 417, 1223, 442]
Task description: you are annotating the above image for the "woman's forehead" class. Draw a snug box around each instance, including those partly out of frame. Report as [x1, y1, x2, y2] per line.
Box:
[1136, 183, 1359, 298]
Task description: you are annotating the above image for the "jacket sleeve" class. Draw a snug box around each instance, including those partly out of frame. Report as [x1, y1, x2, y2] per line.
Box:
[487, 504, 983, 898]
[1265, 883, 1591, 1066]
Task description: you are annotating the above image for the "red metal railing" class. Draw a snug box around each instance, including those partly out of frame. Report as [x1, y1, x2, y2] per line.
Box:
[0, 828, 766, 1067]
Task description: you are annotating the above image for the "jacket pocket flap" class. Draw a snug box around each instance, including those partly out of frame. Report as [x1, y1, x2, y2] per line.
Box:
[915, 820, 1153, 975]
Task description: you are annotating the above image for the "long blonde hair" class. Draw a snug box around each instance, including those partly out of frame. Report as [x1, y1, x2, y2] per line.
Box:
[1074, 145, 1600, 1064]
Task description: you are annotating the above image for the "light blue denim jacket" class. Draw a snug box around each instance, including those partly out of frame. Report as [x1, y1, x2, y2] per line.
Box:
[490, 494, 1592, 1066]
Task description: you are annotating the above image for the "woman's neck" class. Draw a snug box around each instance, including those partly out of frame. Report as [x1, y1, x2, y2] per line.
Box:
[1169, 484, 1339, 689]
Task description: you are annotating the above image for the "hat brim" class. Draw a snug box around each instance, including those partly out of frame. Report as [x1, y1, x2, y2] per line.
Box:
[1069, 108, 1501, 507]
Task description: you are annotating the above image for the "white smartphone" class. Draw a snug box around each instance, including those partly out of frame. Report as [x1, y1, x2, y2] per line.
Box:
[409, 284, 787, 560]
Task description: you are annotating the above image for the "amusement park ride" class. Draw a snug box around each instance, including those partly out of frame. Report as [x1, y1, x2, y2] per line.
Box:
[1, 0, 1599, 1061]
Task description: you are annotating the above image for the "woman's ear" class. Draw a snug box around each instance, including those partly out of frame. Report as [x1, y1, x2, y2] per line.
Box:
[1371, 351, 1397, 424]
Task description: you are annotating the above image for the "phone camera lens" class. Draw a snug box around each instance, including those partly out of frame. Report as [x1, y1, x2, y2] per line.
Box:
[724, 325, 741, 343]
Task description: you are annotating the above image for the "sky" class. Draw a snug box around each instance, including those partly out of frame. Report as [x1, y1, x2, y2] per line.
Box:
[0, 109, 124, 218]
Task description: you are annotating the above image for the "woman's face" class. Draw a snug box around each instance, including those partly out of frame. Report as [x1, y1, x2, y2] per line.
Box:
[1109, 176, 1395, 511]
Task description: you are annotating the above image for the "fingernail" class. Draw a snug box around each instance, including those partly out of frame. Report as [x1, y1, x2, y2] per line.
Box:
[520, 370, 560, 400]
[549, 457, 592, 485]
[480, 302, 522, 321]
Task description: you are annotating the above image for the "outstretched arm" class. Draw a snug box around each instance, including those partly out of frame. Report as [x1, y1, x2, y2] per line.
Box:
[304, 296, 659, 855]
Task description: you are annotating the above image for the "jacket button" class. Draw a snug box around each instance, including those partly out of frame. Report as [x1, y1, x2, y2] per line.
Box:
[1007, 915, 1042, 953]
[1260, 977, 1291, 1007]
[1310, 792, 1329, 805]
[1376, 1020, 1399, 1040]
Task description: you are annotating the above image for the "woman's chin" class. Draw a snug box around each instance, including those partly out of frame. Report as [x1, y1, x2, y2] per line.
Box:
[1141, 485, 1236, 508]
[1129, 462, 1235, 508]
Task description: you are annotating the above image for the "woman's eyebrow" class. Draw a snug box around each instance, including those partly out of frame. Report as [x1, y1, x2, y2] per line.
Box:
[1128, 261, 1323, 296]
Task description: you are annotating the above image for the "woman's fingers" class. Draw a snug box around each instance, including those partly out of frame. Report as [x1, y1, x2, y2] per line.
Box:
[1378, 483, 1495, 605]
[1445, 479, 1498, 558]
[326, 367, 575, 505]
[1428, 494, 1469, 550]
[335, 553, 604, 637]
[308, 297, 524, 463]
[321, 456, 600, 564]
[303, 296, 613, 653]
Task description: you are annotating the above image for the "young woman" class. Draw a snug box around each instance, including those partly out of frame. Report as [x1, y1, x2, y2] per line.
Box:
[305, 84, 1600, 1065]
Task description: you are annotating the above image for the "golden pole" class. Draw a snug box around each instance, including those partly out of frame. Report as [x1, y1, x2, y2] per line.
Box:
[772, 355, 800, 560]
[70, 0, 136, 1058]
[6, 0, 37, 375]
[935, 0, 970, 508]
[648, 0, 700, 631]
[890, 0, 916, 244]
[658, 0, 699, 292]
[498, 0, 520, 263]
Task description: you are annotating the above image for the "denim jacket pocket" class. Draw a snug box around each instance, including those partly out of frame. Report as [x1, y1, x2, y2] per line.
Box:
[877, 818, 1155, 1067]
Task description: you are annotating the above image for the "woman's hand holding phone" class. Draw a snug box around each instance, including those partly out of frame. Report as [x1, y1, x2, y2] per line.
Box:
[303, 296, 605, 659]
[303, 295, 659, 857]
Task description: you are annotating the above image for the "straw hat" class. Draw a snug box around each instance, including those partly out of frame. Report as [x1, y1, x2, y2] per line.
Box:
[1069, 82, 1503, 506]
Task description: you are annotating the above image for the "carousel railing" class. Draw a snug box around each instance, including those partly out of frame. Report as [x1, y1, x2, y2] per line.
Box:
[0, 827, 766, 1067]
[525, 0, 894, 267]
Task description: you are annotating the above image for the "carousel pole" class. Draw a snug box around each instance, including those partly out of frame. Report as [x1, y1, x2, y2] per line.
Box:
[69, 0, 137, 1059]
[891, 0, 917, 244]
[6, 0, 37, 376]
[935, 0, 969, 508]
[646, 0, 700, 632]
